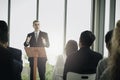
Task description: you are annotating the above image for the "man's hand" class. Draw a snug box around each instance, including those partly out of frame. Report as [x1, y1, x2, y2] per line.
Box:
[26, 36, 32, 43]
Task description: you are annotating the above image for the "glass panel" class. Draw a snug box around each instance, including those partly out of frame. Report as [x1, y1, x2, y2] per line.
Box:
[39, 0, 64, 65]
[66, 0, 91, 47]
[10, 0, 36, 64]
[115, 0, 120, 23]
[0, 0, 8, 22]
[103, 0, 110, 57]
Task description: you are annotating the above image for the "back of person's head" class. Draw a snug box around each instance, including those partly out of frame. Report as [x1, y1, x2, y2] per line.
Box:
[65, 40, 78, 56]
[109, 20, 120, 80]
[79, 30, 95, 47]
[105, 30, 113, 55]
[0, 20, 8, 44]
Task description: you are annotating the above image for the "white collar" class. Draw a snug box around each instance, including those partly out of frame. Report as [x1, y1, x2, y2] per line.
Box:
[34, 30, 40, 34]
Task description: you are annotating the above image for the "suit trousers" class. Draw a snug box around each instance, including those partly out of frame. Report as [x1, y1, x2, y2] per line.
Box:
[29, 57, 47, 80]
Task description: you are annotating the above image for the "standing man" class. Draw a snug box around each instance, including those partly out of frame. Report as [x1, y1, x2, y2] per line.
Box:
[24, 20, 50, 80]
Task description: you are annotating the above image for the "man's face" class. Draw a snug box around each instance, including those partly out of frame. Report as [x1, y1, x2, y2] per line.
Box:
[33, 21, 40, 31]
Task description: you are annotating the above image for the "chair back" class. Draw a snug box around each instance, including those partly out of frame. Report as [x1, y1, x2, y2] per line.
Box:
[67, 72, 96, 80]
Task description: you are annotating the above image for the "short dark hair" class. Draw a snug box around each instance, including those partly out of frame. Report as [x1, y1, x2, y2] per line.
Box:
[105, 30, 113, 54]
[79, 30, 95, 47]
[105, 30, 113, 45]
[33, 20, 39, 25]
[0, 20, 8, 43]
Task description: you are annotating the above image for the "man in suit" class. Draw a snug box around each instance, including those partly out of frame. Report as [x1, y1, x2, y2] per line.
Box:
[63, 30, 102, 80]
[7, 47, 23, 80]
[0, 20, 14, 80]
[24, 20, 50, 80]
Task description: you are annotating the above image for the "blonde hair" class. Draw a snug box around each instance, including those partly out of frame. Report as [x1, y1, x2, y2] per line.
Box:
[65, 40, 78, 56]
[109, 20, 120, 80]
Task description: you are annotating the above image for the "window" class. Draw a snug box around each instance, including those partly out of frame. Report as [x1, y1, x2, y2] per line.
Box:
[115, 0, 120, 22]
[10, 0, 36, 64]
[39, 0, 64, 65]
[0, 0, 8, 22]
[66, 0, 91, 47]
[103, 0, 110, 57]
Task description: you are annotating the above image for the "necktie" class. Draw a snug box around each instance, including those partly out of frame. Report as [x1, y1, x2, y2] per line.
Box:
[35, 32, 38, 42]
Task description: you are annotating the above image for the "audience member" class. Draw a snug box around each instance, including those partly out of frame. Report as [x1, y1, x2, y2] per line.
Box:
[53, 40, 78, 80]
[0, 20, 23, 80]
[63, 30, 102, 80]
[0, 20, 14, 80]
[100, 20, 120, 80]
[95, 30, 113, 80]
[7, 47, 23, 80]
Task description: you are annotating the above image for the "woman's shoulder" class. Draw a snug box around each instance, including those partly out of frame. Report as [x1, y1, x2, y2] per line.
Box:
[57, 54, 65, 60]
[99, 68, 110, 80]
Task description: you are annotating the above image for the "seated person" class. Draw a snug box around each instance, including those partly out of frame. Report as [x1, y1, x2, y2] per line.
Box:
[7, 47, 23, 80]
[53, 40, 78, 80]
[100, 20, 120, 80]
[95, 30, 113, 80]
[0, 20, 23, 80]
[0, 20, 14, 80]
[63, 30, 102, 80]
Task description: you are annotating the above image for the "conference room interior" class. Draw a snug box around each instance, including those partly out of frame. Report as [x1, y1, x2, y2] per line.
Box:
[0, 0, 120, 79]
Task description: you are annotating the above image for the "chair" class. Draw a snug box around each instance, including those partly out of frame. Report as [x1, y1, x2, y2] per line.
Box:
[66, 72, 96, 80]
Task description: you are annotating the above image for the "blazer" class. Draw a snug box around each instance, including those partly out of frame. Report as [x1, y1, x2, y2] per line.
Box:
[0, 46, 14, 80]
[24, 31, 50, 47]
[63, 47, 102, 80]
[7, 47, 23, 80]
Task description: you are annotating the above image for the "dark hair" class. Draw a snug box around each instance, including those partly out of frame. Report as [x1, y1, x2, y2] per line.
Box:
[0, 20, 8, 43]
[105, 30, 113, 53]
[79, 30, 95, 47]
[105, 30, 113, 45]
[33, 20, 39, 25]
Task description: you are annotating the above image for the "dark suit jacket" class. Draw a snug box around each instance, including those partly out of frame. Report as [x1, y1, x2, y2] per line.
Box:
[24, 31, 50, 48]
[24, 31, 50, 62]
[0, 46, 14, 80]
[63, 47, 102, 80]
[7, 47, 23, 80]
